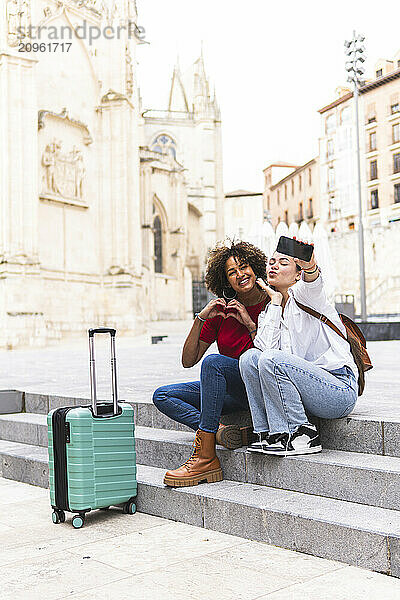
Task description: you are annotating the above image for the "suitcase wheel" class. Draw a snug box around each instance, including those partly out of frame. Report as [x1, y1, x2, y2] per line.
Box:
[72, 514, 85, 529]
[52, 510, 65, 524]
[123, 501, 136, 515]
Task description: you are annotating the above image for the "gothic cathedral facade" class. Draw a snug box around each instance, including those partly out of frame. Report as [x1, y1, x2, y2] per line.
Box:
[0, 0, 224, 347]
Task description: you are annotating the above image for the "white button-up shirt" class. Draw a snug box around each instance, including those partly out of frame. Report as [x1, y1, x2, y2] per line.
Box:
[253, 273, 358, 378]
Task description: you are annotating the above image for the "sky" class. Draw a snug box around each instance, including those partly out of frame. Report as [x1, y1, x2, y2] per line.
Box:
[136, 0, 400, 193]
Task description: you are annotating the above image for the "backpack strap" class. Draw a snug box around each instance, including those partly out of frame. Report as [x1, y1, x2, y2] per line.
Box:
[293, 299, 348, 344]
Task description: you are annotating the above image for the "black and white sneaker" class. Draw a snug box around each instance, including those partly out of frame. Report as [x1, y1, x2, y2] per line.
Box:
[260, 425, 322, 456]
[247, 432, 270, 453]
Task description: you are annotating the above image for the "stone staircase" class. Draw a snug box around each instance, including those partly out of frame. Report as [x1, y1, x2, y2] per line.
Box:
[0, 392, 399, 578]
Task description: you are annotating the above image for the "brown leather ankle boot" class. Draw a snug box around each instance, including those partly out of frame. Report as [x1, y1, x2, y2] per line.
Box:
[163, 429, 223, 487]
[216, 424, 257, 449]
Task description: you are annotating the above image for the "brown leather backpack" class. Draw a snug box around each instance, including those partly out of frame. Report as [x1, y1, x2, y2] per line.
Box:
[294, 300, 373, 396]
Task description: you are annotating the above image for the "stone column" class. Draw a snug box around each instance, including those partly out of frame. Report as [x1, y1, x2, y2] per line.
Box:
[97, 92, 141, 281]
[0, 52, 39, 268]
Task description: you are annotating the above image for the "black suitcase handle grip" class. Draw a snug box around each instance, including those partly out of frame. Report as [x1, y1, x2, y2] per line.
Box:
[88, 328, 116, 337]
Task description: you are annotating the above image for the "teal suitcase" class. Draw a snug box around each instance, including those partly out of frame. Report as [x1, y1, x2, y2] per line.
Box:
[48, 328, 137, 528]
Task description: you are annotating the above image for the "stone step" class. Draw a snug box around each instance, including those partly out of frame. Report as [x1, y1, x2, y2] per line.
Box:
[0, 439, 399, 577]
[1, 413, 399, 511]
[20, 392, 400, 458]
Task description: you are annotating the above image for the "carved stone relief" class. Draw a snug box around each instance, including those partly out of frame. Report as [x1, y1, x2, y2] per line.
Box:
[41, 140, 86, 203]
[38, 108, 93, 145]
[7, 0, 31, 47]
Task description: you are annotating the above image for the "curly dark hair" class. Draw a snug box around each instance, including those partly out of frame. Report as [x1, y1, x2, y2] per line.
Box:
[205, 239, 268, 297]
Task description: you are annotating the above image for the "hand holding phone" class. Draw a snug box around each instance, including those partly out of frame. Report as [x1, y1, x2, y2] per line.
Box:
[276, 236, 314, 262]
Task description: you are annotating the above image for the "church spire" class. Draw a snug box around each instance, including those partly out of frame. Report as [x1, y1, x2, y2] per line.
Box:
[168, 58, 189, 112]
[193, 46, 214, 118]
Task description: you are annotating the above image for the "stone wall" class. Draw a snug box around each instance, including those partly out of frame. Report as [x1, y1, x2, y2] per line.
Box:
[328, 220, 400, 314]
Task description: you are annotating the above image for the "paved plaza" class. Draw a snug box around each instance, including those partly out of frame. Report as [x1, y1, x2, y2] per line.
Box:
[1, 477, 400, 599]
[0, 320, 399, 421]
[1, 320, 400, 598]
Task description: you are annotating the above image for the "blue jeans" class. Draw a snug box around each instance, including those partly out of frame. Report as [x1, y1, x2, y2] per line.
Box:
[153, 354, 249, 433]
[239, 348, 358, 435]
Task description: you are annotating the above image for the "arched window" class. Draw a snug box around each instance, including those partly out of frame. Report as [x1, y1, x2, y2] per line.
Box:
[325, 114, 335, 134]
[153, 216, 162, 273]
[151, 134, 177, 159]
[341, 106, 351, 124]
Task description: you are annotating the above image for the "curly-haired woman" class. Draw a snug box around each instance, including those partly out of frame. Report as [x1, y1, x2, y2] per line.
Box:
[153, 240, 269, 487]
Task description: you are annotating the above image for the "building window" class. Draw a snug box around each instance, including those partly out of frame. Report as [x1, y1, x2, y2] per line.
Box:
[394, 153, 400, 174]
[327, 139, 334, 157]
[151, 134, 177, 159]
[393, 124, 400, 144]
[291, 180, 294, 195]
[369, 131, 377, 151]
[299, 175, 302, 191]
[153, 216, 162, 273]
[308, 198, 313, 219]
[325, 114, 335, 134]
[376, 69, 383, 78]
[277, 190, 280, 205]
[308, 168, 312, 186]
[328, 197, 335, 220]
[299, 202, 303, 221]
[328, 167, 335, 191]
[284, 210, 288, 225]
[370, 189, 379, 210]
[284, 184, 287, 200]
[370, 160, 378, 180]
[349, 222, 355, 230]
[267, 195, 270, 210]
[395, 183, 400, 203]
[341, 106, 351, 124]
[391, 103, 400, 114]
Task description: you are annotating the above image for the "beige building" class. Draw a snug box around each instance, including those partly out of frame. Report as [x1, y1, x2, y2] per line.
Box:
[263, 159, 320, 229]
[317, 51, 400, 313]
[224, 190, 264, 243]
[0, 0, 223, 348]
[318, 51, 400, 231]
[361, 58, 400, 227]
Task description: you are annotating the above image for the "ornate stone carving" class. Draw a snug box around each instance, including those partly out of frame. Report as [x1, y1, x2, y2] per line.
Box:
[38, 108, 93, 145]
[41, 140, 86, 203]
[125, 45, 134, 97]
[101, 89, 128, 103]
[7, 0, 31, 47]
[72, 0, 105, 15]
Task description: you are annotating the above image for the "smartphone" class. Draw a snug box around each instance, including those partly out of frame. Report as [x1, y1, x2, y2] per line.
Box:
[276, 236, 313, 262]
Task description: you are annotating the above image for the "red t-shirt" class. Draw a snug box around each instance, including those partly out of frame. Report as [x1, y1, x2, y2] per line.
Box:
[199, 299, 268, 359]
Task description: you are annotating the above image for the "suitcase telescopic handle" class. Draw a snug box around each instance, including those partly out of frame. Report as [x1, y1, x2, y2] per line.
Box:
[88, 328, 118, 417]
[88, 328, 116, 337]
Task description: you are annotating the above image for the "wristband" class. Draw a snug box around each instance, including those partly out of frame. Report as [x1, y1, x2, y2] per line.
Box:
[195, 313, 206, 322]
[304, 265, 318, 274]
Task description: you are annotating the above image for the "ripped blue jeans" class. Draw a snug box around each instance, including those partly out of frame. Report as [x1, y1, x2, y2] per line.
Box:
[239, 348, 358, 435]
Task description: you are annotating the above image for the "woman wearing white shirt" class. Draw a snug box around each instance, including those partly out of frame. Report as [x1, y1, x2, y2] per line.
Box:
[239, 250, 358, 456]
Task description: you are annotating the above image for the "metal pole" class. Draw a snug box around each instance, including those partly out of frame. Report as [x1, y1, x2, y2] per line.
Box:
[353, 34, 367, 321]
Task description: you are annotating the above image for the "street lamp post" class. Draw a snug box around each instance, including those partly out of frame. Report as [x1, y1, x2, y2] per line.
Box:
[345, 31, 367, 321]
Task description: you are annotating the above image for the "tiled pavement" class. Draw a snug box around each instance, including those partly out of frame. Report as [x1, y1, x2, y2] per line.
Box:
[0, 320, 399, 421]
[1, 477, 400, 599]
